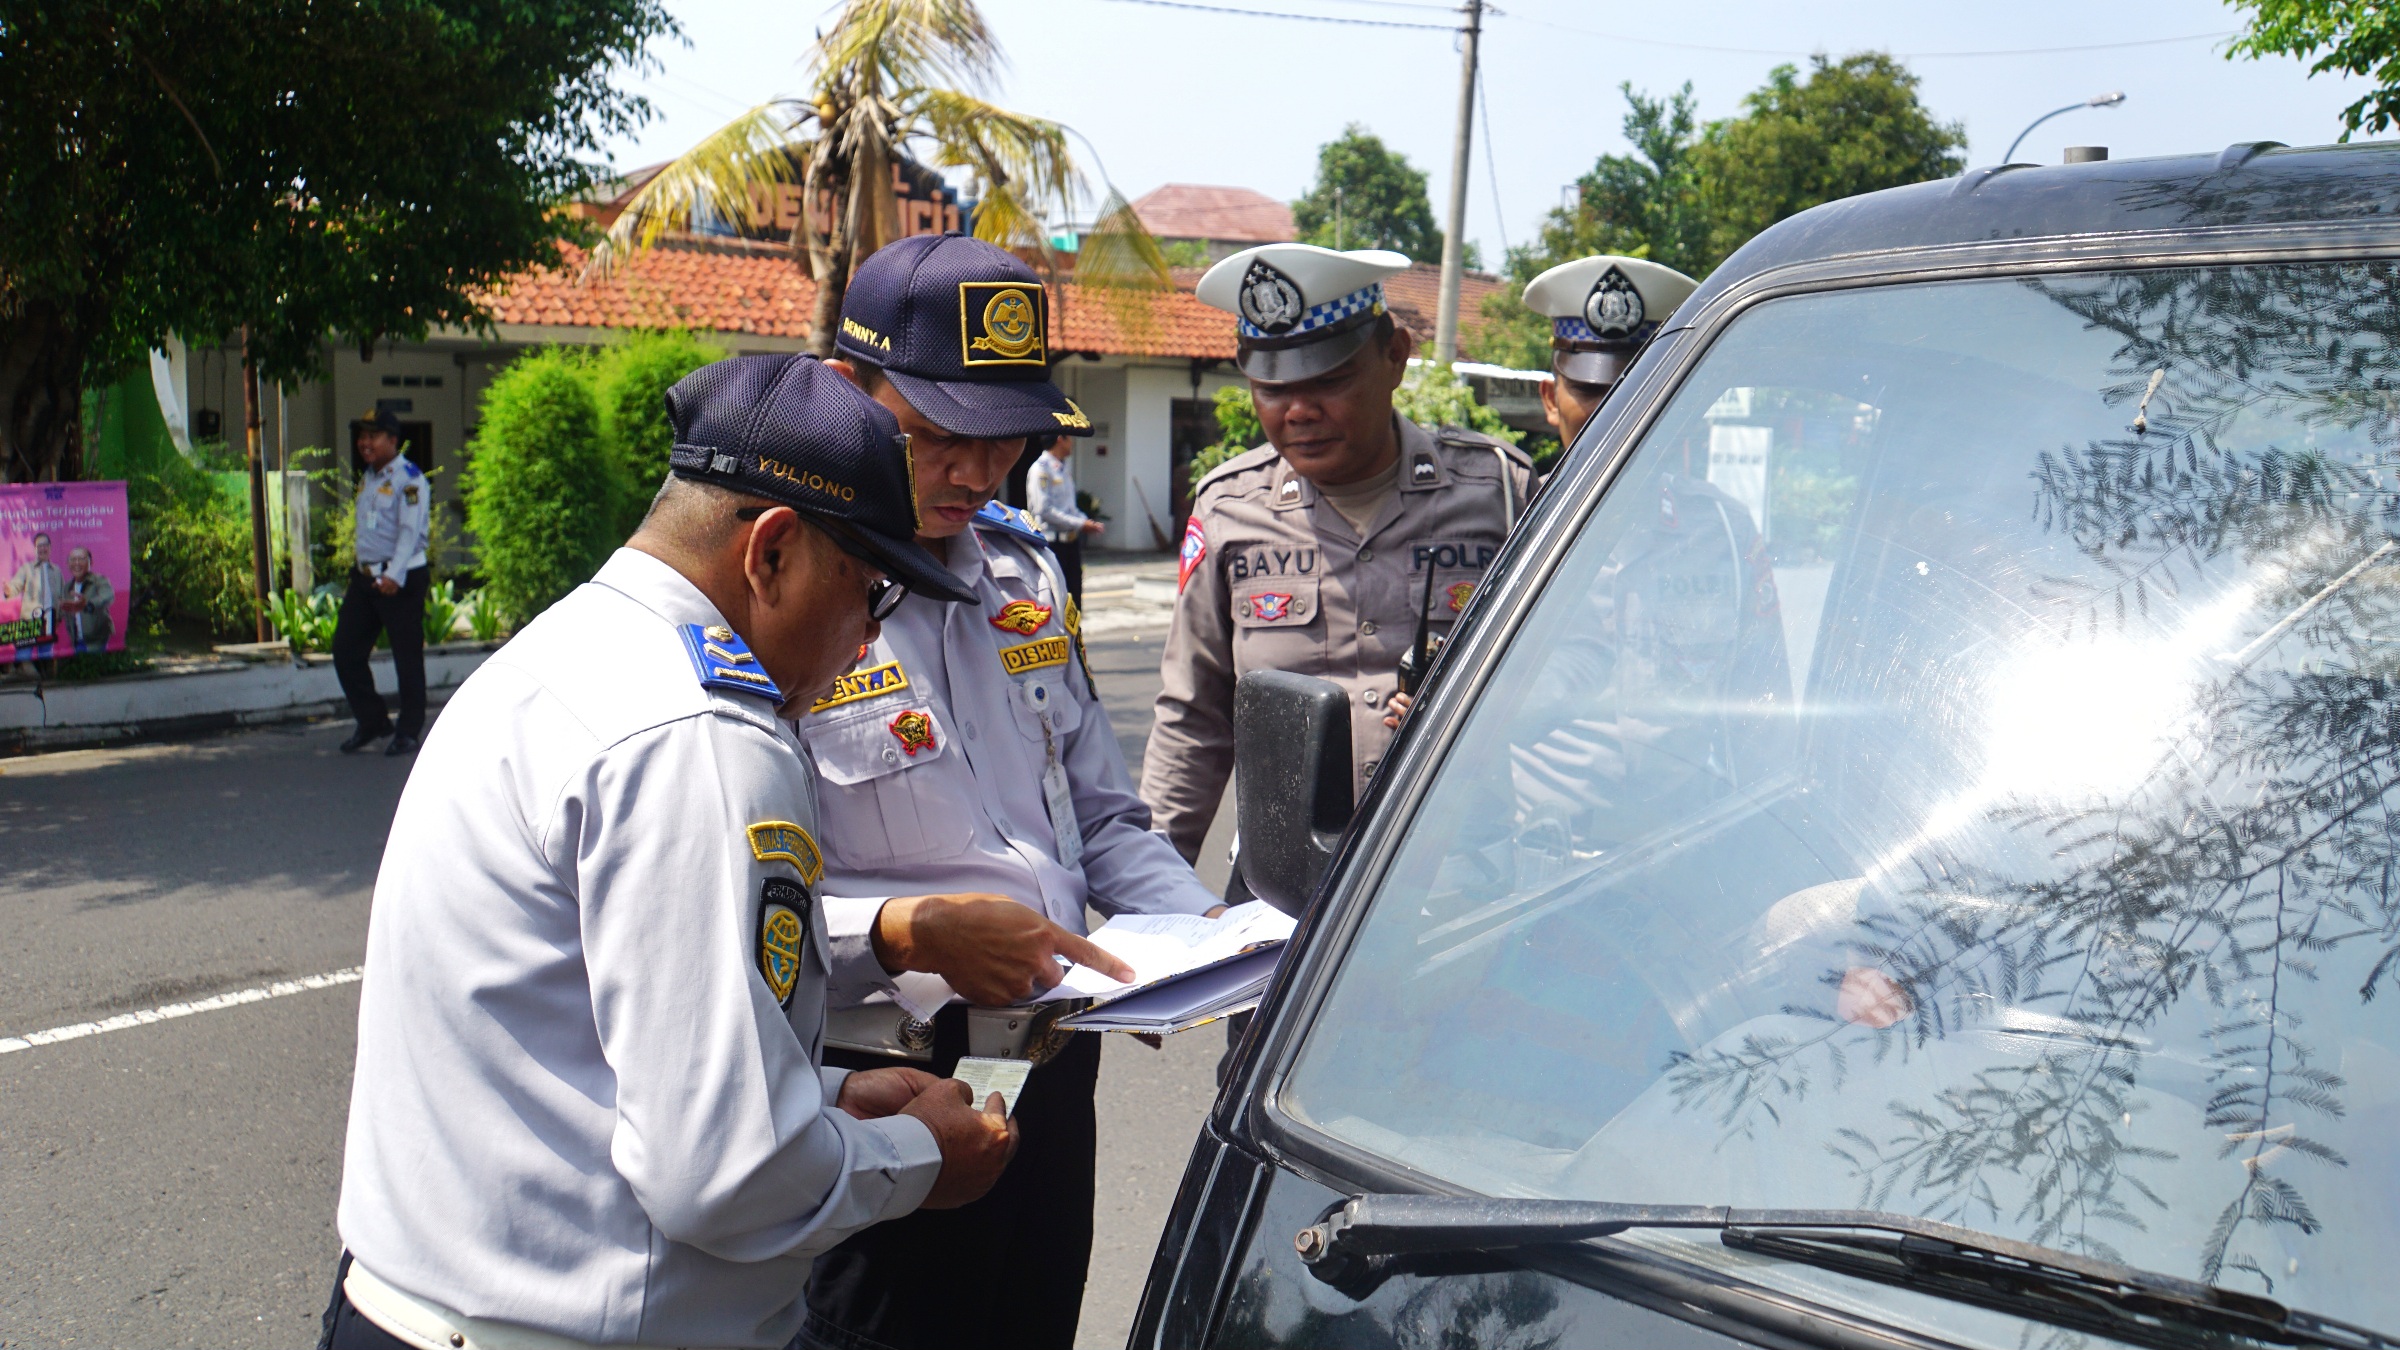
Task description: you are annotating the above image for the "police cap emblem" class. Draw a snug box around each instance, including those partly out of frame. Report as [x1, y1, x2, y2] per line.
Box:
[1237, 259, 1304, 335]
[1583, 266, 1646, 340]
[960, 281, 1046, 366]
[757, 878, 809, 1009]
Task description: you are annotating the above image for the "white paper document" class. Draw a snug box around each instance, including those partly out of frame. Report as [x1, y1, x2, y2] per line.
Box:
[1041, 900, 1296, 1001]
[949, 1056, 1033, 1115]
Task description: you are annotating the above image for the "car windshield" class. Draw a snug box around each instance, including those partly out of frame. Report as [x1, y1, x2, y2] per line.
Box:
[1280, 264, 2400, 1346]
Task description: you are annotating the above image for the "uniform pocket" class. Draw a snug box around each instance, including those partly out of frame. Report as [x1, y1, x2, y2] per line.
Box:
[1231, 577, 1320, 629]
[1004, 669, 1085, 744]
[799, 702, 975, 867]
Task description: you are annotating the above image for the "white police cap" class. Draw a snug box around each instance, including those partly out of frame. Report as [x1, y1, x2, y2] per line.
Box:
[1196, 243, 1411, 382]
[1522, 255, 1697, 386]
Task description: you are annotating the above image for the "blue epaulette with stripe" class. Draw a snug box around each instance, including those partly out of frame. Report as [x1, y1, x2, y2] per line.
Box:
[678, 623, 783, 702]
[972, 500, 1050, 549]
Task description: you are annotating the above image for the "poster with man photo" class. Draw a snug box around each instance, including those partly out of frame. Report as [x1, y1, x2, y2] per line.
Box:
[0, 482, 131, 663]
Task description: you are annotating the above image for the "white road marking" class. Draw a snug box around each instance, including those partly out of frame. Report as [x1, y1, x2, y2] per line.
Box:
[0, 967, 363, 1055]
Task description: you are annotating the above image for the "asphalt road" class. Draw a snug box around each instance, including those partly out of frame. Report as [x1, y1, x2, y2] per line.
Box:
[0, 628, 1237, 1350]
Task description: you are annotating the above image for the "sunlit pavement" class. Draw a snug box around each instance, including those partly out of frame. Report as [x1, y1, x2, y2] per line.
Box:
[0, 620, 1232, 1350]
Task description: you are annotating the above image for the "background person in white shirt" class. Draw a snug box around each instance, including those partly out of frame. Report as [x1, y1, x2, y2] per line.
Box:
[332, 408, 432, 756]
[1025, 435, 1101, 602]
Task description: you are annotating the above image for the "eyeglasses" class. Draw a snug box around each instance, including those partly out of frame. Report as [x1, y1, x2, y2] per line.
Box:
[867, 577, 907, 622]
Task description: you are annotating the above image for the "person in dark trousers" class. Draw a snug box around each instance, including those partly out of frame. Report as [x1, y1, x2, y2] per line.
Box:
[333, 409, 431, 756]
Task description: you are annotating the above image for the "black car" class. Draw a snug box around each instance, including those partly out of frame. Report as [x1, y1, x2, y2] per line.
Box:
[1131, 141, 2400, 1350]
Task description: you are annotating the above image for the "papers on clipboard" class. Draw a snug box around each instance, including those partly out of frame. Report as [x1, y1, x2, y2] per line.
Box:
[1047, 900, 1296, 1035]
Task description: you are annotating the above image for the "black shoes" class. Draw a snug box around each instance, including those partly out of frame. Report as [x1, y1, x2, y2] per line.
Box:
[340, 728, 390, 754]
[385, 733, 421, 757]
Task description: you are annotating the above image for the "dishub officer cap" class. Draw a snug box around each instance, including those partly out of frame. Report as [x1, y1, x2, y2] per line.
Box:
[1521, 255, 1698, 387]
[664, 354, 976, 604]
[1196, 242, 1411, 383]
[834, 232, 1094, 441]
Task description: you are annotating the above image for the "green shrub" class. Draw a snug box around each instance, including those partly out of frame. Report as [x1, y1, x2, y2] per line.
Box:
[128, 442, 256, 640]
[464, 349, 614, 626]
[1188, 385, 1262, 491]
[591, 331, 725, 538]
[463, 586, 508, 642]
[422, 579, 463, 645]
[266, 587, 338, 651]
[1394, 362, 1524, 445]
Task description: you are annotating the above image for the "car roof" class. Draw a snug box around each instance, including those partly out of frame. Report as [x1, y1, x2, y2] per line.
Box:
[1685, 139, 2400, 314]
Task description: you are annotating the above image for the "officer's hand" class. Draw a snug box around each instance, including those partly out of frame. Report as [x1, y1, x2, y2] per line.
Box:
[1837, 966, 1913, 1029]
[1381, 691, 1413, 729]
[872, 894, 1135, 1005]
[836, 1065, 941, 1121]
[903, 1077, 1019, 1209]
[1082, 519, 1104, 537]
[375, 576, 399, 596]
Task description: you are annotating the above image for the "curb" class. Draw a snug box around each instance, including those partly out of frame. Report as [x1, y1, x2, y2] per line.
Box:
[0, 643, 500, 758]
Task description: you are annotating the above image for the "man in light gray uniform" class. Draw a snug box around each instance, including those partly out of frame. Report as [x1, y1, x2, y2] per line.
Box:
[329, 356, 1119, 1350]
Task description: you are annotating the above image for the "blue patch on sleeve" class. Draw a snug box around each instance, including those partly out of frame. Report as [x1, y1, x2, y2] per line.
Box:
[402, 460, 423, 479]
[678, 623, 783, 702]
[972, 500, 1050, 549]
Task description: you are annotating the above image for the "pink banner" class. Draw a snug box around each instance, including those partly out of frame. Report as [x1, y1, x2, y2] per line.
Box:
[0, 481, 131, 662]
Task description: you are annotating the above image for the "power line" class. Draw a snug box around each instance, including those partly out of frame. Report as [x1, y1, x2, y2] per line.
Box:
[1504, 12, 2231, 59]
[1903, 31, 2230, 58]
[1100, 0, 1457, 32]
[1477, 64, 1507, 258]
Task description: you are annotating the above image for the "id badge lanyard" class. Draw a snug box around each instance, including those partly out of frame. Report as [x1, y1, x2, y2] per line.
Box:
[1036, 701, 1083, 870]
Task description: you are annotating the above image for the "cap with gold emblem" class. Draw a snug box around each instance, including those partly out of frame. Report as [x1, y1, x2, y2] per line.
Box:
[834, 232, 1094, 442]
[1521, 255, 1698, 388]
[1195, 242, 1411, 383]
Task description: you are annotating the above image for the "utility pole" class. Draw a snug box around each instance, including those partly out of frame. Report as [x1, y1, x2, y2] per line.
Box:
[241, 330, 271, 642]
[1434, 0, 1482, 365]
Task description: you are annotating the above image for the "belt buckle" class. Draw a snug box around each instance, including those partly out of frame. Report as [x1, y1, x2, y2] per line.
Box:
[966, 1001, 1081, 1066]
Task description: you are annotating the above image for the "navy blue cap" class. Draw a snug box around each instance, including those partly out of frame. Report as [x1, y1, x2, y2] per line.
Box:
[664, 355, 975, 604]
[835, 233, 1095, 441]
[355, 407, 404, 436]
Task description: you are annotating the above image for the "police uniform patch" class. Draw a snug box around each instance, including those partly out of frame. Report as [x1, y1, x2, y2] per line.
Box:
[1447, 581, 1476, 612]
[1411, 457, 1438, 485]
[1178, 515, 1207, 592]
[990, 600, 1052, 636]
[757, 878, 809, 1009]
[999, 634, 1071, 676]
[960, 281, 1046, 366]
[1237, 259, 1304, 334]
[402, 485, 421, 505]
[973, 499, 1049, 547]
[890, 708, 938, 756]
[1584, 266, 1646, 339]
[1252, 592, 1294, 622]
[747, 820, 826, 885]
[811, 660, 909, 713]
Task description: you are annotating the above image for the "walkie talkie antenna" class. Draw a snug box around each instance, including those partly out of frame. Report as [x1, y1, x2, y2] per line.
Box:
[1402, 553, 1439, 695]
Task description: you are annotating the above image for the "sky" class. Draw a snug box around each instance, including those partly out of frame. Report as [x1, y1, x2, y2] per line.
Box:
[603, 0, 2375, 267]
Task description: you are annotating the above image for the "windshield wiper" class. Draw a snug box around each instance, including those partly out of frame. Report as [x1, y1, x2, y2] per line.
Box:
[1295, 1194, 2400, 1350]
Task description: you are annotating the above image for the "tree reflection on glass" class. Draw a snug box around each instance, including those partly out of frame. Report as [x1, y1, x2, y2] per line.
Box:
[1666, 262, 2400, 1291]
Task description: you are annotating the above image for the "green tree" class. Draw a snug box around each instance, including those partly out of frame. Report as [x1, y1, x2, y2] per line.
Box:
[1469, 83, 1706, 369]
[599, 0, 1168, 357]
[1188, 385, 1263, 491]
[0, 0, 670, 483]
[465, 351, 615, 625]
[1292, 124, 1444, 263]
[1394, 363, 1523, 446]
[2228, 1, 2400, 137]
[1468, 56, 1962, 369]
[590, 332, 727, 538]
[1691, 54, 1965, 268]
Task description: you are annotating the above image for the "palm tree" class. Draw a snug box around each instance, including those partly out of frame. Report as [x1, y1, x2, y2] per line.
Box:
[594, 0, 1165, 356]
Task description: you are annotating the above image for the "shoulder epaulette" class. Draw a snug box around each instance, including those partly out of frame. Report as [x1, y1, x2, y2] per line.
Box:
[972, 500, 1050, 549]
[1437, 427, 1534, 467]
[678, 622, 783, 702]
[1194, 444, 1281, 497]
[402, 459, 425, 479]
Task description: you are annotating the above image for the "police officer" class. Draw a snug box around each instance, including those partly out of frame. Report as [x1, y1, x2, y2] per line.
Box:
[797, 233, 1222, 1350]
[1144, 243, 1535, 887]
[334, 408, 432, 756]
[328, 356, 1124, 1350]
[1521, 254, 1698, 450]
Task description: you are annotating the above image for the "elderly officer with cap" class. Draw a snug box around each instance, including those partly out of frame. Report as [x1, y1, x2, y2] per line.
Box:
[334, 407, 434, 756]
[327, 355, 1131, 1350]
[1143, 243, 1535, 893]
[1522, 254, 1697, 452]
[787, 231, 1222, 1350]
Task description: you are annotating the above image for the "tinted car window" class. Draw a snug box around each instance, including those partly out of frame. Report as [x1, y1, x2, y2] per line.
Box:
[1280, 265, 2400, 1345]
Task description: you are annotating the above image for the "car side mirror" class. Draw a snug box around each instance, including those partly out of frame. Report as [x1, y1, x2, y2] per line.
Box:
[1235, 670, 1354, 917]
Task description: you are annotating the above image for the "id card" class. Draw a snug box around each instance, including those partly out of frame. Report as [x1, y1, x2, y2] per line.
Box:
[951, 1056, 1033, 1116]
[1042, 742, 1083, 869]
